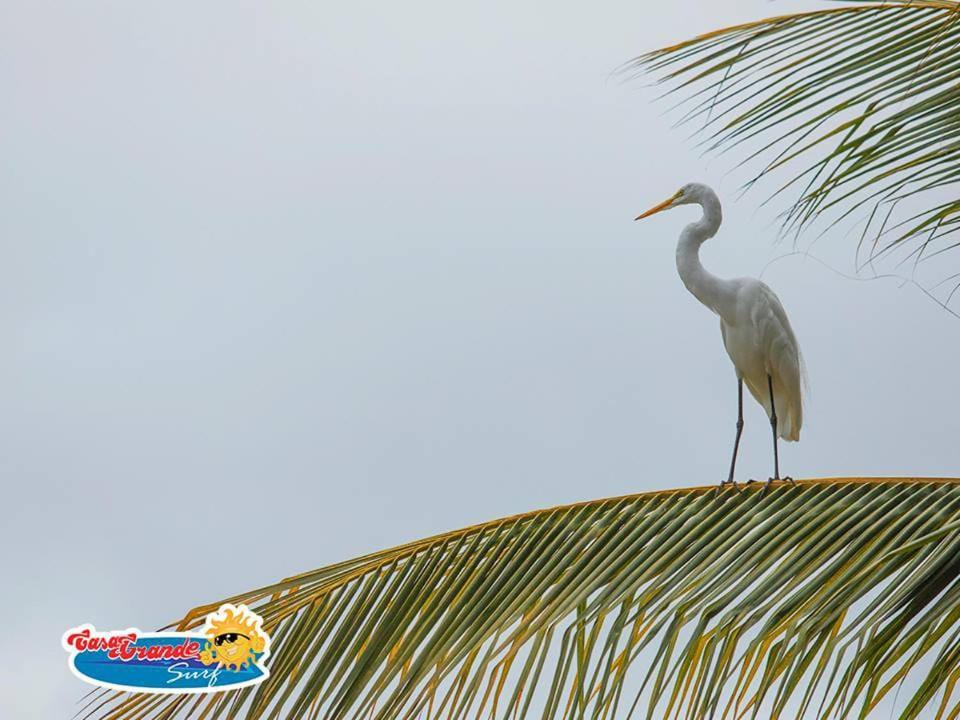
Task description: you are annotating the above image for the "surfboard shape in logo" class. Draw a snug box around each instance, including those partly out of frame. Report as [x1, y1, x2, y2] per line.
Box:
[62, 603, 271, 694]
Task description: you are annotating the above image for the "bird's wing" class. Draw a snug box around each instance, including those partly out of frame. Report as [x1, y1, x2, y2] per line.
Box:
[753, 282, 808, 390]
[747, 281, 805, 440]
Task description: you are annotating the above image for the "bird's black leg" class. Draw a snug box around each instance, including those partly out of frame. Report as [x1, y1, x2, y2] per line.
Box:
[765, 374, 780, 489]
[724, 378, 744, 488]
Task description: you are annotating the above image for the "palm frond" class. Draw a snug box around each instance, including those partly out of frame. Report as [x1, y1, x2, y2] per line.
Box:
[627, 1, 960, 285]
[84, 478, 960, 720]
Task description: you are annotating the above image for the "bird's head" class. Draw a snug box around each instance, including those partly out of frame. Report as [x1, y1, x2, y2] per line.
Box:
[634, 183, 711, 221]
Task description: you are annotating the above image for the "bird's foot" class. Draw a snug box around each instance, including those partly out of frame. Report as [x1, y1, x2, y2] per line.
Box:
[758, 476, 779, 496]
[743, 478, 771, 496]
[715, 479, 740, 497]
[783, 476, 797, 486]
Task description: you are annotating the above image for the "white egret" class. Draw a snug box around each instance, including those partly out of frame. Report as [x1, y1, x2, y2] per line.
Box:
[635, 183, 804, 487]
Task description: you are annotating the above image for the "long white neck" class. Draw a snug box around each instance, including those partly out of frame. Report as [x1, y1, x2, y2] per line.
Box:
[675, 191, 736, 319]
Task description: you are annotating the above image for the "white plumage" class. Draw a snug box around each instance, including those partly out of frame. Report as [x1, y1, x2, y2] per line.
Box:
[636, 182, 804, 484]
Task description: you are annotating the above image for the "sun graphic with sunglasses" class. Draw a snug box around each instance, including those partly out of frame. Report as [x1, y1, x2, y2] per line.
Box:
[197, 604, 269, 672]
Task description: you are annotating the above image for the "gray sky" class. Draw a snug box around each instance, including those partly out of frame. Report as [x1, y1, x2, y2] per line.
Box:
[3, 1, 959, 717]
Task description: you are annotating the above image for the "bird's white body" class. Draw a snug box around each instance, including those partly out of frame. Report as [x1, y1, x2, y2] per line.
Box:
[668, 184, 803, 441]
[717, 283, 802, 440]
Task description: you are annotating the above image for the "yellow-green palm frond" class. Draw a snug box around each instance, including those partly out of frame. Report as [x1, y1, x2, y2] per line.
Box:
[84, 478, 960, 719]
[627, 1, 960, 283]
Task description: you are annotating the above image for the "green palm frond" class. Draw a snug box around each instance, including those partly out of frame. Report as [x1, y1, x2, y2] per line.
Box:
[84, 478, 960, 720]
[627, 0, 960, 279]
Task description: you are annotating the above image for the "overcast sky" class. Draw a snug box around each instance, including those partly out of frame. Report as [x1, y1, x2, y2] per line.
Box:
[3, 1, 959, 717]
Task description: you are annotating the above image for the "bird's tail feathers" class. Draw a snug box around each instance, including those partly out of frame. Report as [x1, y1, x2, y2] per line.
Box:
[746, 376, 802, 442]
[778, 403, 801, 442]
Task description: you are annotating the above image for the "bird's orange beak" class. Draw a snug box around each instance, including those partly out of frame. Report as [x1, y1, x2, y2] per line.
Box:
[635, 191, 682, 221]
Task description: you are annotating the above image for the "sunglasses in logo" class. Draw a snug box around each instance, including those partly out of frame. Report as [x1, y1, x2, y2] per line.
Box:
[213, 633, 250, 646]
